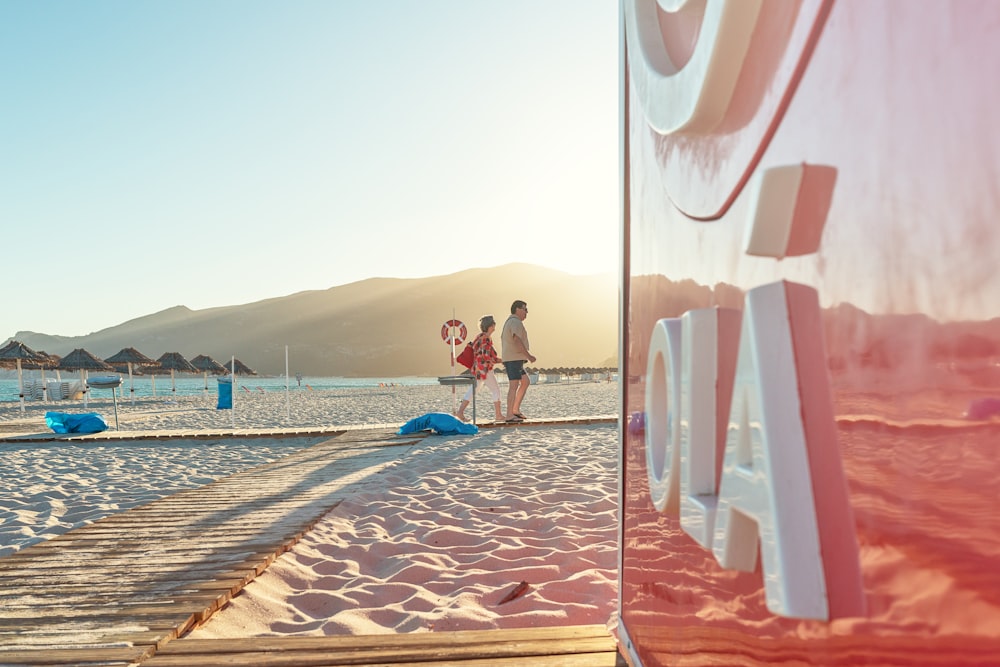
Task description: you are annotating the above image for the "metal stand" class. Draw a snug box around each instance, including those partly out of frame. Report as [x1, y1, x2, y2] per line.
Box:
[437, 374, 476, 425]
[88, 376, 123, 430]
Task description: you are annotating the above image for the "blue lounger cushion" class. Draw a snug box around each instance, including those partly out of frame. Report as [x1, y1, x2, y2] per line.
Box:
[398, 412, 478, 436]
[45, 411, 109, 434]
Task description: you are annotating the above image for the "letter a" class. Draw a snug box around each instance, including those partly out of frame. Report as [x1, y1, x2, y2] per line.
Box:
[712, 280, 865, 620]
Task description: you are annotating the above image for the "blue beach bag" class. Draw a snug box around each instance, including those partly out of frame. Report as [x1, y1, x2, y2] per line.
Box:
[398, 412, 478, 436]
[45, 411, 108, 434]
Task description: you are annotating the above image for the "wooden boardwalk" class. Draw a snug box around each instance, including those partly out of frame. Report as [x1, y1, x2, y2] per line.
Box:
[0, 420, 621, 666]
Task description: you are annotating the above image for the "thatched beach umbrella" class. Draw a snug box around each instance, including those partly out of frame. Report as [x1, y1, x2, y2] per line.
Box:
[221, 358, 256, 376]
[0, 340, 47, 413]
[57, 348, 113, 408]
[22, 350, 59, 370]
[105, 347, 157, 406]
[156, 352, 198, 396]
[19, 350, 59, 401]
[190, 354, 227, 393]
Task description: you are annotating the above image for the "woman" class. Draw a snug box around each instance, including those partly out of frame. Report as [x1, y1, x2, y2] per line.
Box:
[456, 315, 505, 422]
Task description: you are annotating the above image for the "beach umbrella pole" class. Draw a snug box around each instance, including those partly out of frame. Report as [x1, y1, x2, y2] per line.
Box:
[128, 363, 135, 406]
[285, 345, 290, 422]
[112, 388, 120, 430]
[16, 359, 24, 414]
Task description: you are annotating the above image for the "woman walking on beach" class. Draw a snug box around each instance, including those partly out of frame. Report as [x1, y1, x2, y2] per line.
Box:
[455, 315, 505, 422]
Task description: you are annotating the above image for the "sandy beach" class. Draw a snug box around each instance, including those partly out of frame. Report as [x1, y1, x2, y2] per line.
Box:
[0, 380, 619, 637]
[0, 379, 617, 435]
[190, 422, 618, 637]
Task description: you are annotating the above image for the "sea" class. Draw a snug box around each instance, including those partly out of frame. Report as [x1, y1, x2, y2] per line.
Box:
[0, 373, 438, 403]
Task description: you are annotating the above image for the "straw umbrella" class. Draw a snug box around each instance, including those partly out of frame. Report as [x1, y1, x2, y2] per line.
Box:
[37, 352, 64, 389]
[156, 352, 198, 396]
[190, 354, 227, 393]
[105, 347, 157, 406]
[20, 350, 59, 401]
[57, 348, 113, 408]
[0, 340, 47, 413]
[221, 358, 257, 377]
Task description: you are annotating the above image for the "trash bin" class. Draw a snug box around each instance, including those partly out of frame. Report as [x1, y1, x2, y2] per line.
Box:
[217, 377, 233, 409]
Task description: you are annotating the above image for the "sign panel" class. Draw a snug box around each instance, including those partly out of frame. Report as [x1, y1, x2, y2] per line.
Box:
[619, 1, 1000, 664]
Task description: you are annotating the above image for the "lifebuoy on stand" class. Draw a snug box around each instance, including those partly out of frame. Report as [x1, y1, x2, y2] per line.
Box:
[441, 319, 467, 412]
[441, 320, 467, 346]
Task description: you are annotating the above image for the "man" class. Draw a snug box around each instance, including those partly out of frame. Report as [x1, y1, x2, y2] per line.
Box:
[501, 299, 536, 422]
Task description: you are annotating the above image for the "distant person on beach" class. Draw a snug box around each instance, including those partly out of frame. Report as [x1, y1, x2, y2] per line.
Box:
[455, 315, 505, 422]
[501, 299, 536, 422]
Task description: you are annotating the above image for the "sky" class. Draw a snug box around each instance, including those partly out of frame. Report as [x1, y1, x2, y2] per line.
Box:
[1, 1, 618, 338]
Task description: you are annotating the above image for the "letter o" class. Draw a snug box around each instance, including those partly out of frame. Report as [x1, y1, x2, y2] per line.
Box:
[623, 0, 763, 135]
[645, 318, 683, 512]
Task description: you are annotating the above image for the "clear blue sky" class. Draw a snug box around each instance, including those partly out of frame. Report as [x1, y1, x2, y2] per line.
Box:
[1, 1, 618, 338]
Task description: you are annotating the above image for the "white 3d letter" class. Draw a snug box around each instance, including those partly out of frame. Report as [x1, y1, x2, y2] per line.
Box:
[679, 307, 741, 547]
[623, 0, 763, 134]
[712, 281, 829, 620]
[645, 318, 682, 512]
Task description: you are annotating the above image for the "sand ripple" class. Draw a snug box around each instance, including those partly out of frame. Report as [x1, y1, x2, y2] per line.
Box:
[190, 424, 618, 636]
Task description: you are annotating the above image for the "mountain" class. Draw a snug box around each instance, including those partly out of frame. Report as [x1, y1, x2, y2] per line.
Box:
[10, 264, 618, 377]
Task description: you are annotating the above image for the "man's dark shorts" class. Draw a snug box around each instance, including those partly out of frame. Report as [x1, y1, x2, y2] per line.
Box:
[504, 360, 528, 381]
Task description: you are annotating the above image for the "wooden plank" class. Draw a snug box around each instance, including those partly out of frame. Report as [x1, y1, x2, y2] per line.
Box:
[0, 646, 152, 666]
[18, 529, 301, 551]
[142, 646, 621, 667]
[0, 581, 205, 609]
[0, 626, 164, 640]
[0, 559, 267, 579]
[161, 626, 612, 652]
[3, 538, 297, 554]
[0, 548, 281, 570]
[145, 626, 620, 667]
[14, 524, 318, 543]
[0, 568, 260, 589]
[0, 612, 197, 631]
[2, 540, 304, 560]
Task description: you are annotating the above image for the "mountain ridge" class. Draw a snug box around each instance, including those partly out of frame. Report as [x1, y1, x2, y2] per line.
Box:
[10, 264, 618, 377]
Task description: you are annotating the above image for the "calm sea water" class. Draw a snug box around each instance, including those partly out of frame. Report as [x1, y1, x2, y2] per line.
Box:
[0, 374, 438, 403]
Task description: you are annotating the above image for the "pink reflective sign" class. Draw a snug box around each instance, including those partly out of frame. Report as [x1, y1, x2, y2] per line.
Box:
[619, 1, 1000, 664]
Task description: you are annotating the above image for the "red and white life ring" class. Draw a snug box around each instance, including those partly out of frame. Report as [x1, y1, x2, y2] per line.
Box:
[441, 319, 467, 345]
